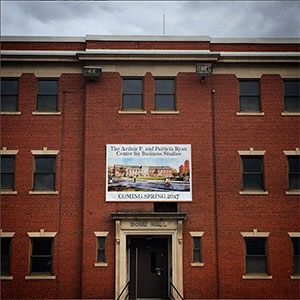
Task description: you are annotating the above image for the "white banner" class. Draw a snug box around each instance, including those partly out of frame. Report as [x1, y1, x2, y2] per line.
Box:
[106, 144, 192, 201]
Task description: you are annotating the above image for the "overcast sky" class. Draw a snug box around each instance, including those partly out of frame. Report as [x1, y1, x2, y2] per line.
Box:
[1, 1, 299, 38]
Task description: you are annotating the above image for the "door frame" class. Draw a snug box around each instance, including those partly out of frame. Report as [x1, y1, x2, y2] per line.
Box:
[112, 212, 185, 300]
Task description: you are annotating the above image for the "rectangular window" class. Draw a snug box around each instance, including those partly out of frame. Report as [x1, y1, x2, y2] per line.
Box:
[1, 238, 12, 276]
[30, 238, 53, 275]
[122, 79, 143, 110]
[1, 156, 15, 190]
[292, 238, 300, 275]
[239, 80, 260, 112]
[33, 156, 56, 191]
[287, 156, 300, 190]
[193, 237, 202, 263]
[1, 79, 18, 111]
[284, 80, 300, 112]
[241, 156, 264, 190]
[97, 237, 106, 263]
[37, 80, 58, 111]
[155, 79, 175, 110]
[245, 238, 268, 274]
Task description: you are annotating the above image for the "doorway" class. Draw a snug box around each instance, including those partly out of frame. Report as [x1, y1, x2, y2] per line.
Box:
[128, 236, 170, 299]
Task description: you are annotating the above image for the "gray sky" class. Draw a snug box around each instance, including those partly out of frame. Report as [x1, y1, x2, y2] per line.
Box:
[1, 1, 300, 38]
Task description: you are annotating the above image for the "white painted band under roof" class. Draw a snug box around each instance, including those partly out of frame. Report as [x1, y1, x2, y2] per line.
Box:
[1, 36, 85, 42]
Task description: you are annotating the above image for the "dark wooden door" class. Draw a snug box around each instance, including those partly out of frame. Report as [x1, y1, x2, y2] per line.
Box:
[129, 237, 169, 299]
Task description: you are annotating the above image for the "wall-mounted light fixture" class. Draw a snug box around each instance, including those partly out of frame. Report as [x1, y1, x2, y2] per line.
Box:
[196, 63, 213, 82]
[83, 66, 102, 80]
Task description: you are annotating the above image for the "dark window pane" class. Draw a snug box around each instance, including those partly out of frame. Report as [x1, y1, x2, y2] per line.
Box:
[1, 96, 18, 111]
[35, 157, 56, 172]
[246, 256, 267, 273]
[240, 96, 260, 111]
[284, 96, 300, 111]
[243, 174, 263, 189]
[1, 157, 14, 172]
[292, 238, 300, 255]
[240, 81, 259, 95]
[246, 239, 266, 255]
[289, 174, 300, 190]
[1, 257, 10, 276]
[98, 237, 105, 249]
[1, 174, 14, 189]
[34, 173, 55, 190]
[123, 95, 143, 109]
[193, 250, 201, 262]
[98, 250, 105, 263]
[193, 237, 200, 249]
[155, 80, 174, 94]
[1, 80, 18, 95]
[1, 238, 10, 255]
[294, 256, 300, 275]
[37, 95, 57, 111]
[38, 81, 57, 94]
[288, 156, 300, 173]
[155, 95, 175, 109]
[32, 238, 52, 255]
[123, 79, 142, 94]
[284, 81, 300, 95]
[243, 157, 262, 172]
[31, 257, 52, 273]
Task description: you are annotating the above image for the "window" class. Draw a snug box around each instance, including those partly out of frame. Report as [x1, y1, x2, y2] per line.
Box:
[37, 80, 58, 111]
[287, 156, 300, 190]
[241, 156, 264, 190]
[33, 156, 56, 191]
[30, 238, 53, 275]
[239, 80, 260, 112]
[193, 237, 202, 263]
[1, 156, 15, 190]
[122, 79, 143, 110]
[291, 238, 300, 275]
[155, 79, 175, 110]
[1, 79, 18, 111]
[245, 238, 268, 274]
[97, 237, 106, 263]
[1, 238, 12, 276]
[284, 80, 300, 112]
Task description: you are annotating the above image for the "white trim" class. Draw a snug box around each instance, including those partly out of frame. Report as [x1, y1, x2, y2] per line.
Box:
[29, 191, 59, 195]
[238, 148, 266, 156]
[191, 262, 204, 267]
[236, 112, 265, 116]
[1, 276, 13, 280]
[242, 274, 272, 280]
[2, 36, 85, 42]
[239, 191, 269, 195]
[0, 147, 19, 155]
[25, 275, 56, 280]
[31, 147, 59, 155]
[241, 229, 270, 237]
[1, 191, 17, 195]
[281, 112, 300, 116]
[32, 111, 61, 116]
[283, 148, 300, 156]
[151, 110, 180, 114]
[285, 190, 300, 195]
[288, 232, 300, 238]
[27, 229, 57, 238]
[94, 231, 109, 237]
[94, 262, 108, 267]
[291, 275, 300, 279]
[1, 112, 21, 115]
[0, 230, 15, 238]
[118, 110, 147, 115]
[189, 231, 204, 237]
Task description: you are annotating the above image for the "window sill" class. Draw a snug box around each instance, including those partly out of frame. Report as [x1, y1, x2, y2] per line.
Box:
[94, 262, 108, 267]
[118, 110, 147, 114]
[191, 262, 204, 267]
[242, 274, 272, 280]
[29, 191, 59, 195]
[285, 191, 300, 195]
[281, 112, 300, 116]
[291, 275, 300, 279]
[236, 112, 265, 116]
[1, 190, 17, 195]
[25, 275, 56, 280]
[239, 190, 269, 195]
[1, 276, 13, 280]
[1, 112, 21, 115]
[32, 112, 61, 115]
[151, 110, 179, 114]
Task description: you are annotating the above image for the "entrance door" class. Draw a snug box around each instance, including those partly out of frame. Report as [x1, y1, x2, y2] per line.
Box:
[129, 236, 169, 299]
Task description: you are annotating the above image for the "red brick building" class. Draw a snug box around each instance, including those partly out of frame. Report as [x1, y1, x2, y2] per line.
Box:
[1, 35, 299, 299]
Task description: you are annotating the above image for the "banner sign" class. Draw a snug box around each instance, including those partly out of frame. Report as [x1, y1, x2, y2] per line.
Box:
[106, 144, 192, 202]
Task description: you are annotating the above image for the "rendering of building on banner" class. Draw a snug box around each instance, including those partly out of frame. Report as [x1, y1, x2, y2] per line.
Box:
[1, 35, 299, 300]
